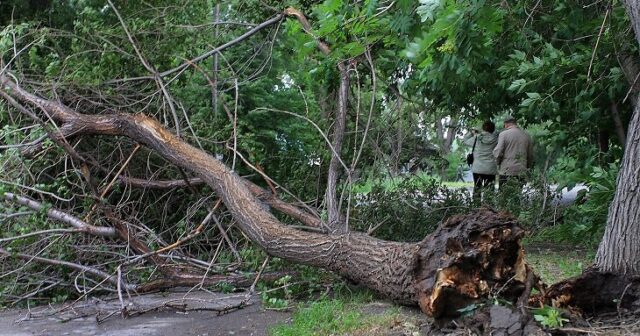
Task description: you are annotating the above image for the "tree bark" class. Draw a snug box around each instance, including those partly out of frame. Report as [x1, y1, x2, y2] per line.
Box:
[0, 75, 530, 317]
[594, 99, 640, 274]
[434, 116, 458, 156]
[594, 0, 640, 275]
[610, 101, 626, 146]
[284, 7, 348, 233]
[624, 0, 640, 49]
[619, 50, 639, 107]
[324, 63, 350, 232]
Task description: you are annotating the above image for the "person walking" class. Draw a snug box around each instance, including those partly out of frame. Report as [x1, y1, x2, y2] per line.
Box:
[492, 116, 534, 190]
[463, 120, 498, 203]
[455, 164, 465, 182]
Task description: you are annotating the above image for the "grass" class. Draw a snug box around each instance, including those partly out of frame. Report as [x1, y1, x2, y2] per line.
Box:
[351, 172, 440, 194]
[524, 245, 594, 284]
[268, 290, 424, 336]
[441, 181, 473, 188]
[525, 222, 602, 248]
[269, 300, 349, 336]
[350, 172, 474, 195]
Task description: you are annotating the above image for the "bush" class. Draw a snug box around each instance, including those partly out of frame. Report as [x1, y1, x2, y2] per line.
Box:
[536, 163, 618, 246]
[351, 175, 469, 242]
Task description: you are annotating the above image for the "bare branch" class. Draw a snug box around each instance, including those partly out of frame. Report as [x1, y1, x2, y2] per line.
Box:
[0, 228, 83, 243]
[0, 247, 131, 290]
[102, 13, 285, 84]
[115, 175, 323, 228]
[3, 192, 117, 238]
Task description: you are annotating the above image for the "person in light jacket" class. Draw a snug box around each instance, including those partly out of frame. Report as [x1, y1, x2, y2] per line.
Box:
[493, 116, 534, 189]
[463, 120, 498, 202]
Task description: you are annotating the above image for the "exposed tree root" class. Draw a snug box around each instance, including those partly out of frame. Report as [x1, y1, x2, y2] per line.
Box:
[544, 269, 640, 315]
[414, 210, 530, 317]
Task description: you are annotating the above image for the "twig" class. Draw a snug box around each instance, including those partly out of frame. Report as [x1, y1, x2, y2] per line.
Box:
[102, 13, 285, 84]
[117, 266, 127, 318]
[517, 267, 535, 316]
[11, 280, 62, 306]
[557, 327, 602, 335]
[617, 283, 632, 317]
[232, 78, 238, 170]
[587, 6, 610, 81]
[86, 143, 141, 221]
[0, 134, 47, 149]
[622, 70, 640, 104]
[523, 0, 542, 28]
[241, 256, 270, 306]
[0, 228, 82, 243]
[367, 217, 390, 235]
[107, 0, 181, 135]
[0, 247, 132, 290]
[121, 199, 222, 268]
[1, 180, 73, 202]
[211, 211, 242, 263]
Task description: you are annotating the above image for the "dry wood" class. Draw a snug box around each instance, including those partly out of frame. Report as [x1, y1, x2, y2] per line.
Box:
[3, 192, 117, 238]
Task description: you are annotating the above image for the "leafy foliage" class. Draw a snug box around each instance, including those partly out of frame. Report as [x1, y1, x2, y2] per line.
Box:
[533, 306, 569, 328]
[352, 175, 469, 241]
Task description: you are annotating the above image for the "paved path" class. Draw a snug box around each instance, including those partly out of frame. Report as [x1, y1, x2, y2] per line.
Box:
[457, 181, 587, 206]
[0, 292, 290, 336]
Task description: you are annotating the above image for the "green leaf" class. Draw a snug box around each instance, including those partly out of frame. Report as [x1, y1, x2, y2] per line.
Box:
[508, 79, 527, 92]
[417, 0, 443, 22]
[342, 41, 365, 57]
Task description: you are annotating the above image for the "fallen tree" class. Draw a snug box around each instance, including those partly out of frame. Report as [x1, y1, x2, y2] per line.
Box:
[0, 74, 532, 318]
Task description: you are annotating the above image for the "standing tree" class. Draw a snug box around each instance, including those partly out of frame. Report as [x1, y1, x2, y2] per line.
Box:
[543, 0, 640, 314]
[595, 0, 640, 274]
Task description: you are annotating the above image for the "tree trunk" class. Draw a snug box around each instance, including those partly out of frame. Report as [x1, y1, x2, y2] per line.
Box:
[434, 117, 447, 154]
[532, 2, 640, 316]
[434, 116, 458, 156]
[0, 75, 530, 318]
[594, 100, 640, 273]
[610, 101, 626, 146]
[284, 7, 349, 233]
[324, 62, 350, 232]
[594, 0, 640, 275]
[542, 0, 640, 316]
[619, 50, 639, 108]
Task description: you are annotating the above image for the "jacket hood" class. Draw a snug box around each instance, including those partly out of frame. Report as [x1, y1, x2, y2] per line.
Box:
[479, 132, 498, 145]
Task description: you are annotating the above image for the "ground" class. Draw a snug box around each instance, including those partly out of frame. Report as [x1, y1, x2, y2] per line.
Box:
[0, 186, 610, 336]
[0, 243, 615, 336]
[0, 292, 290, 336]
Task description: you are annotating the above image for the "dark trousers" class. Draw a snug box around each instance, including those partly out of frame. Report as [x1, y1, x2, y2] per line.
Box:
[473, 173, 495, 203]
[498, 175, 525, 190]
